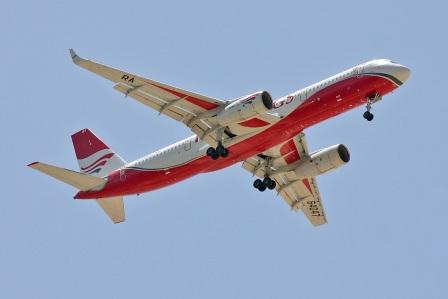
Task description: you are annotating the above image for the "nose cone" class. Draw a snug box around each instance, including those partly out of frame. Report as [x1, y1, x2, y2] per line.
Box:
[392, 64, 411, 85]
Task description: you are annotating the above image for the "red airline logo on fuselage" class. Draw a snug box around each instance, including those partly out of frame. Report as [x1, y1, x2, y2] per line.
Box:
[273, 95, 294, 109]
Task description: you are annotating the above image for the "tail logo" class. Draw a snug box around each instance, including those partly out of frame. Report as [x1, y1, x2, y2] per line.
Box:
[80, 153, 114, 174]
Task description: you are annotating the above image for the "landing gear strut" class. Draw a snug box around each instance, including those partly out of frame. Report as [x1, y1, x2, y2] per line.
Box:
[363, 93, 381, 122]
[206, 128, 229, 160]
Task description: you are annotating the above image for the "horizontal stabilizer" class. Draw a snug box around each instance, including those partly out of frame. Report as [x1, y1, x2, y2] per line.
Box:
[96, 197, 125, 224]
[28, 162, 106, 191]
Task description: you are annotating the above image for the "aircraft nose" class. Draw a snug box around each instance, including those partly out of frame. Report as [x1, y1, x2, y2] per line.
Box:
[392, 64, 411, 84]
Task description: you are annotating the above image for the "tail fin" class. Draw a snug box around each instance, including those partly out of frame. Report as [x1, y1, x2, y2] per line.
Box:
[71, 129, 126, 177]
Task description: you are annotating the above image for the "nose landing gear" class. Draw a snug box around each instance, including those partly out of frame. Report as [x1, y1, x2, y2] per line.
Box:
[363, 110, 374, 121]
[363, 93, 381, 121]
[206, 128, 229, 160]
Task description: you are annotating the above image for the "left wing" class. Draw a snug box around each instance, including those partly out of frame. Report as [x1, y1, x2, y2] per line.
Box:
[69, 49, 228, 147]
[242, 132, 327, 226]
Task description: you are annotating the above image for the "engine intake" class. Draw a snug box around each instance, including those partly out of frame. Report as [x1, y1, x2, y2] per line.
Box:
[216, 91, 273, 126]
[292, 144, 350, 179]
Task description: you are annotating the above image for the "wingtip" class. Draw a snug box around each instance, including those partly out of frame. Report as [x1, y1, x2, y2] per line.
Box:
[69, 48, 83, 64]
[113, 218, 126, 224]
[27, 161, 40, 167]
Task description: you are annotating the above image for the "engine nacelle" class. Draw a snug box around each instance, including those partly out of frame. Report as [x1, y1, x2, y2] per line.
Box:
[216, 91, 273, 126]
[293, 144, 350, 178]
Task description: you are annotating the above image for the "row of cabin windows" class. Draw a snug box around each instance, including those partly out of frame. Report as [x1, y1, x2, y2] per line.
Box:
[304, 72, 350, 98]
[136, 136, 198, 165]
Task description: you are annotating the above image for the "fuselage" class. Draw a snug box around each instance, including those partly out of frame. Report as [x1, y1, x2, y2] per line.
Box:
[75, 59, 410, 199]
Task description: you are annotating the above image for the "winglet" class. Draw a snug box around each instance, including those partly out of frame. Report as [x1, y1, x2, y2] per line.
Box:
[69, 48, 84, 65]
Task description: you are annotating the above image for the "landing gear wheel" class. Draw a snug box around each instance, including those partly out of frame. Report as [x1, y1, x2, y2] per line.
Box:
[363, 111, 374, 121]
[267, 180, 276, 190]
[206, 147, 216, 157]
[218, 147, 229, 158]
[258, 185, 267, 192]
[253, 179, 263, 189]
[210, 151, 219, 160]
[210, 142, 229, 158]
[216, 144, 224, 153]
[263, 177, 272, 186]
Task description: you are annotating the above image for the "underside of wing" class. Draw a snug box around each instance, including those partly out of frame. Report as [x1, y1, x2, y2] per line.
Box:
[70, 49, 227, 144]
[242, 132, 327, 226]
[69, 50, 282, 150]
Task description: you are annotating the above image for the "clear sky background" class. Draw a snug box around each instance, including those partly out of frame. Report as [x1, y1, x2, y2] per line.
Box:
[2, 1, 447, 298]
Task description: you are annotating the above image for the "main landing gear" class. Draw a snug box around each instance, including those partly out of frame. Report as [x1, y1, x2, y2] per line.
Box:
[206, 142, 229, 160]
[206, 128, 229, 160]
[363, 93, 382, 122]
[253, 176, 277, 192]
[252, 157, 276, 192]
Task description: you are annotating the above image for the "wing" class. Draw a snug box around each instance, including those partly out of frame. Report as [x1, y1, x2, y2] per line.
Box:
[69, 49, 228, 147]
[242, 132, 327, 226]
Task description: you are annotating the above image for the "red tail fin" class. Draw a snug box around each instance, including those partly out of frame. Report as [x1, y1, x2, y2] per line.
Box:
[71, 129, 126, 177]
[71, 129, 109, 159]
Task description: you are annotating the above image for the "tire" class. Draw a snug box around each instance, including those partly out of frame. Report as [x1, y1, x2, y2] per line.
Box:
[268, 180, 276, 190]
[367, 113, 374, 121]
[216, 144, 224, 154]
[258, 185, 267, 192]
[363, 111, 371, 119]
[253, 179, 262, 189]
[206, 147, 216, 157]
[263, 177, 272, 186]
[220, 148, 229, 158]
[211, 152, 219, 160]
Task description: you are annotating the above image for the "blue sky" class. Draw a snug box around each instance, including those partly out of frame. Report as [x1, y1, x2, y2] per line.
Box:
[2, 1, 447, 298]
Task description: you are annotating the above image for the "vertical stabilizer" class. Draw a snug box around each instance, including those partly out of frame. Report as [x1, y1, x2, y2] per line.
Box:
[71, 129, 126, 177]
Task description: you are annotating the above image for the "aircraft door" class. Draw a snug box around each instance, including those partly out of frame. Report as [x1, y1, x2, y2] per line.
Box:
[184, 139, 192, 151]
[353, 65, 364, 77]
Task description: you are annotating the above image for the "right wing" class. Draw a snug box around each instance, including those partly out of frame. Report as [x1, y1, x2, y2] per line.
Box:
[242, 132, 327, 226]
[69, 49, 228, 147]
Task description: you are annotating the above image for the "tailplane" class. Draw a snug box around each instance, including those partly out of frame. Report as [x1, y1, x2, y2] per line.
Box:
[71, 128, 126, 177]
[28, 162, 106, 191]
[28, 162, 125, 223]
[28, 128, 127, 224]
[96, 197, 125, 223]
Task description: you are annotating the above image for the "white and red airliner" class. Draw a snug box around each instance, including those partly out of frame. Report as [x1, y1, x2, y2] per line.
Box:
[29, 50, 410, 225]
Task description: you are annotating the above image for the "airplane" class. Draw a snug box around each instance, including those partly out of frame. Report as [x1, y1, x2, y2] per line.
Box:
[28, 49, 410, 225]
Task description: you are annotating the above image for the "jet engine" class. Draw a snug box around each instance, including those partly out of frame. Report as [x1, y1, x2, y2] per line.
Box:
[293, 144, 350, 178]
[216, 91, 273, 126]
